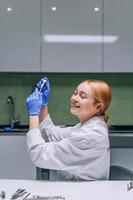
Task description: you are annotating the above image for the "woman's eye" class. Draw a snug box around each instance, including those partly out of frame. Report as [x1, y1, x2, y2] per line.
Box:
[80, 94, 86, 98]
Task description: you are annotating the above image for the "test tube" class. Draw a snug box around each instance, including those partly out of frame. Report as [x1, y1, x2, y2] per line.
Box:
[39, 79, 46, 94]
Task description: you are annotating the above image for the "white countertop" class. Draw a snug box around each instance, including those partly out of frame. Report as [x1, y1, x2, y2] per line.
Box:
[0, 180, 133, 200]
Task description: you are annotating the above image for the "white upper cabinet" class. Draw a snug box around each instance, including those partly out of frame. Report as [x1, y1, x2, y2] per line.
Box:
[41, 0, 102, 72]
[0, 0, 132, 73]
[103, 0, 133, 72]
[0, 0, 40, 72]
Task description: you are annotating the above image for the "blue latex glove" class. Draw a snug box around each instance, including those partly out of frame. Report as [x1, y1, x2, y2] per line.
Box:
[26, 88, 43, 116]
[36, 77, 50, 106]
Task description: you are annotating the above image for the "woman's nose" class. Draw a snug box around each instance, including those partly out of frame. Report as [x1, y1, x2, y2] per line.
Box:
[71, 94, 79, 102]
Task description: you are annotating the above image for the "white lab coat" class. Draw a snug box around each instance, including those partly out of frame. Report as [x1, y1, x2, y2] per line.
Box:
[26, 114, 110, 181]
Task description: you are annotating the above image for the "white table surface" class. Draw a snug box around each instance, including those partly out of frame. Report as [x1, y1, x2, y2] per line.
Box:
[0, 179, 133, 200]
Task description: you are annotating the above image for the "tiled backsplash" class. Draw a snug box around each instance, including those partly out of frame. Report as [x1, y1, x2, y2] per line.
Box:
[0, 73, 133, 125]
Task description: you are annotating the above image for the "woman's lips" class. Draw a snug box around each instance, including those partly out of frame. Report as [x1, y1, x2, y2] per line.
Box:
[71, 103, 80, 108]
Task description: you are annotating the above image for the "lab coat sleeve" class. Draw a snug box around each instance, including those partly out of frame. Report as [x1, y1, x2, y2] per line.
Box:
[39, 114, 74, 142]
[26, 127, 107, 175]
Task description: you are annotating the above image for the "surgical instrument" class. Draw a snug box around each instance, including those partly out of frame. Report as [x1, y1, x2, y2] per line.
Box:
[22, 193, 31, 200]
[0, 191, 5, 200]
[26, 195, 65, 200]
[11, 188, 28, 199]
[127, 181, 133, 191]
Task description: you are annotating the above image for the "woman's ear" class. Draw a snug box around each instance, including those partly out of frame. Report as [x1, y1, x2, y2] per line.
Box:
[96, 103, 104, 113]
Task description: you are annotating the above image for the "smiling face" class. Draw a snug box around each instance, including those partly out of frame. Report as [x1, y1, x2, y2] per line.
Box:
[70, 82, 101, 123]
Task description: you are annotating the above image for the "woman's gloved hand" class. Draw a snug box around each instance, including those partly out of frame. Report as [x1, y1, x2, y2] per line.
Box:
[26, 88, 43, 116]
[36, 77, 50, 106]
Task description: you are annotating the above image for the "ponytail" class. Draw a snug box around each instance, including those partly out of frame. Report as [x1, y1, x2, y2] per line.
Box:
[101, 112, 109, 123]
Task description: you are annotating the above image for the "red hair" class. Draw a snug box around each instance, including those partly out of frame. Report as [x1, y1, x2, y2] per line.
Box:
[84, 80, 112, 122]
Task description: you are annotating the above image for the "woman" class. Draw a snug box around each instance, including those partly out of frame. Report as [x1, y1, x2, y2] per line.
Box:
[26, 77, 112, 181]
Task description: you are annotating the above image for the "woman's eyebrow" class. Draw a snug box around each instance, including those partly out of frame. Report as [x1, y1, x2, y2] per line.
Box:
[80, 91, 88, 96]
[75, 89, 88, 96]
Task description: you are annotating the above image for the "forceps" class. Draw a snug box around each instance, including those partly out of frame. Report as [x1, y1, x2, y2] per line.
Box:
[26, 195, 65, 200]
[0, 191, 6, 200]
[11, 188, 30, 199]
[127, 181, 133, 191]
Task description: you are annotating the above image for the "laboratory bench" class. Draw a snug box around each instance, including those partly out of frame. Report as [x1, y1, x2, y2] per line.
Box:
[0, 125, 133, 180]
[0, 179, 133, 200]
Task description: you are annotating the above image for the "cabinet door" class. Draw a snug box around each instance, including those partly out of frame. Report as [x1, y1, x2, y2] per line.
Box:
[41, 0, 102, 72]
[104, 0, 133, 72]
[0, 135, 36, 179]
[0, 0, 40, 72]
[111, 148, 133, 171]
